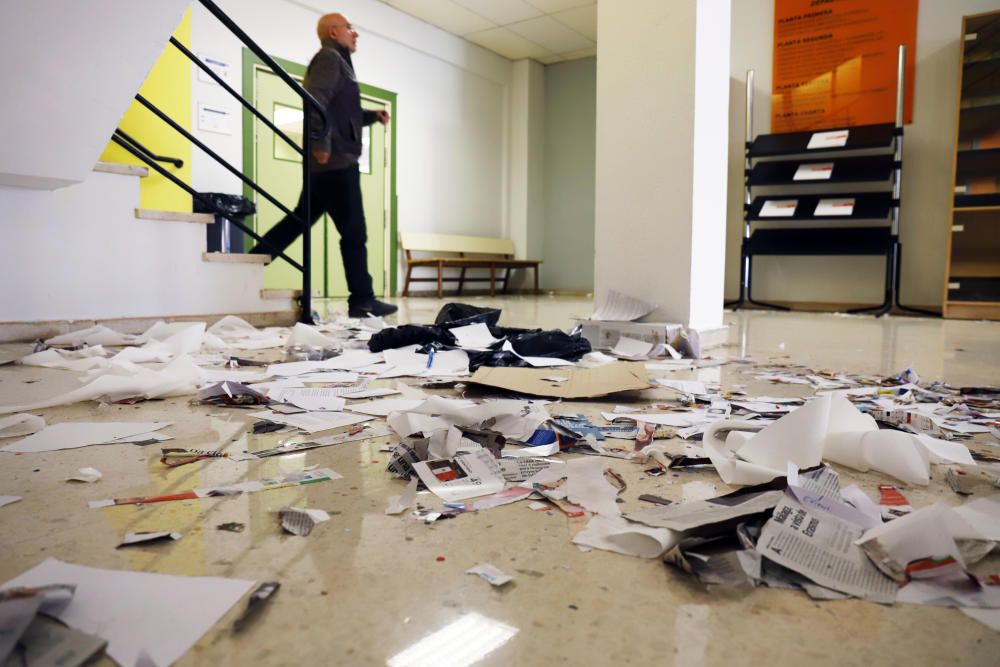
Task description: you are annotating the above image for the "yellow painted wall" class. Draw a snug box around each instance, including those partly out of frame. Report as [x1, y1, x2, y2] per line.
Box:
[100, 9, 192, 212]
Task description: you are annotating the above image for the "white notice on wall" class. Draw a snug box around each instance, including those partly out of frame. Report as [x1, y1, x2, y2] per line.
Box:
[793, 162, 834, 181]
[806, 130, 849, 150]
[197, 54, 230, 84]
[814, 198, 855, 216]
[198, 103, 232, 135]
[759, 200, 798, 217]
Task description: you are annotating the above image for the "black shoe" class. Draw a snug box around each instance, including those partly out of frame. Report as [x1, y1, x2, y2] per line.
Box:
[348, 299, 398, 318]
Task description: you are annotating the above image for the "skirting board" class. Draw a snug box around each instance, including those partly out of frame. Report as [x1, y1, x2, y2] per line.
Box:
[0, 308, 298, 344]
[725, 300, 942, 316]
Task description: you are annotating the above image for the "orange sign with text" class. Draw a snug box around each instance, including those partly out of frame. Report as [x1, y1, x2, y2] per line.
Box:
[771, 0, 917, 132]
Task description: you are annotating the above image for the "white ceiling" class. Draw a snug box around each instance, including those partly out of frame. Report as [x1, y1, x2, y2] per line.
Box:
[379, 0, 597, 64]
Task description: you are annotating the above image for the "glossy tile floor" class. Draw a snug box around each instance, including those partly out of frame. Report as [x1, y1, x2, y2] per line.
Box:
[2, 296, 999, 666]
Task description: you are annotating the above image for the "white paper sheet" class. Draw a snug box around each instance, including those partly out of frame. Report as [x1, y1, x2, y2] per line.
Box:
[19, 346, 110, 371]
[287, 322, 342, 349]
[1, 422, 171, 453]
[0, 496, 22, 508]
[572, 515, 678, 559]
[814, 197, 855, 216]
[247, 410, 372, 434]
[497, 341, 575, 368]
[655, 379, 709, 395]
[267, 388, 347, 412]
[0, 356, 205, 416]
[610, 337, 656, 360]
[346, 398, 425, 417]
[381, 347, 469, 377]
[385, 478, 419, 515]
[589, 290, 655, 322]
[45, 325, 141, 348]
[521, 458, 621, 517]
[0, 414, 46, 438]
[793, 162, 834, 180]
[806, 129, 849, 149]
[759, 199, 798, 217]
[466, 563, 513, 587]
[450, 323, 501, 349]
[296, 371, 360, 384]
[0, 558, 255, 667]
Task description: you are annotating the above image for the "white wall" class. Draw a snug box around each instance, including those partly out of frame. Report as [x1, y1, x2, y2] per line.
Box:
[0, 0, 189, 189]
[190, 0, 514, 293]
[543, 57, 596, 292]
[725, 0, 998, 308]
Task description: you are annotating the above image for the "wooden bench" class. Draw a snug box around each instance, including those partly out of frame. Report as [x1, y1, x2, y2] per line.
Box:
[400, 232, 541, 298]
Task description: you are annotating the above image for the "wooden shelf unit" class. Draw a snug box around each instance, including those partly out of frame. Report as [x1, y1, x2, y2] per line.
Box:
[944, 10, 1000, 320]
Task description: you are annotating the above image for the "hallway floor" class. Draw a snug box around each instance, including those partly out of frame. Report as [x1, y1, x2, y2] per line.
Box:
[1, 296, 999, 666]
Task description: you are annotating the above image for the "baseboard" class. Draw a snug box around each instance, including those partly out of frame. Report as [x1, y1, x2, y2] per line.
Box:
[0, 308, 299, 344]
[400, 288, 547, 298]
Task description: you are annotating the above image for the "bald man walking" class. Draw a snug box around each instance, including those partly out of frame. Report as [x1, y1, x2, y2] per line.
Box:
[251, 13, 397, 318]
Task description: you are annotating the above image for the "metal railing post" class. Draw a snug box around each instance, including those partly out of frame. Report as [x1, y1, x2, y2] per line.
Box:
[301, 109, 313, 324]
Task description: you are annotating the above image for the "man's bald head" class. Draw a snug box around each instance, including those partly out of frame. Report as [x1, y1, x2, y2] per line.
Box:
[317, 13, 358, 52]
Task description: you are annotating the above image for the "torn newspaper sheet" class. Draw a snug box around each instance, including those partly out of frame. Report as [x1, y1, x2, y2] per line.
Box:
[412, 449, 505, 502]
[756, 493, 898, 603]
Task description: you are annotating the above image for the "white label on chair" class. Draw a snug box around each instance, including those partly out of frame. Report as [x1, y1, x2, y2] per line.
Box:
[793, 162, 834, 180]
[760, 200, 798, 217]
[952, 225, 965, 232]
[948, 282, 961, 290]
[815, 197, 855, 216]
[806, 130, 849, 149]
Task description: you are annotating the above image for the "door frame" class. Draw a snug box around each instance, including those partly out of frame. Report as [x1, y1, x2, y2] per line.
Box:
[241, 48, 398, 296]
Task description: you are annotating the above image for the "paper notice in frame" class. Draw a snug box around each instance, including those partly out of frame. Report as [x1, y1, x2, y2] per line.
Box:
[793, 162, 834, 181]
[806, 130, 849, 150]
[814, 198, 855, 216]
[759, 200, 798, 217]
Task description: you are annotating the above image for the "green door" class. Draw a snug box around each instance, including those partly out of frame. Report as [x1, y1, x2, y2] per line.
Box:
[251, 67, 388, 298]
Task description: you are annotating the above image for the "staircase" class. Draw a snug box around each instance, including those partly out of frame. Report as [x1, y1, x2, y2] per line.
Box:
[0, 161, 295, 342]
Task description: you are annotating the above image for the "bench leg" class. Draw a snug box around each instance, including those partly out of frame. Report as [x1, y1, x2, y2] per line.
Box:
[402, 264, 413, 297]
[437, 260, 444, 299]
[457, 267, 467, 295]
[489, 265, 496, 296]
[501, 267, 511, 293]
[533, 265, 539, 294]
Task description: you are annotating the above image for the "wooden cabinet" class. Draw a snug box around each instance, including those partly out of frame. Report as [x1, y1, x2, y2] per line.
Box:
[944, 10, 1000, 319]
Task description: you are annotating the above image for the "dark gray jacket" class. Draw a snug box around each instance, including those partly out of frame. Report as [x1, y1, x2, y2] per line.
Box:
[305, 40, 377, 171]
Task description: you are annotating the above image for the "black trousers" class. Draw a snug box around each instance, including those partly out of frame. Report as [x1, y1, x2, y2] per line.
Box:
[250, 165, 374, 306]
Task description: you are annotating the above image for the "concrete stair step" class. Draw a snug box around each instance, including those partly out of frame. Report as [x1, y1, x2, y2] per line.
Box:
[94, 161, 149, 178]
[136, 208, 214, 224]
[203, 251, 269, 264]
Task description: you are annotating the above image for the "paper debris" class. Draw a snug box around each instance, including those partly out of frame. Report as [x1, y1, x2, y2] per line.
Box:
[279, 507, 331, 536]
[268, 387, 347, 412]
[0, 558, 254, 667]
[0, 414, 46, 438]
[878, 484, 913, 519]
[385, 478, 419, 515]
[233, 582, 280, 632]
[590, 290, 655, 322]
[247, 410, 372, 434]
[413, 450, 505, 502]
[89, 468, 342, 509]
[217, 522, 245, 533]
[466, 563, 513, 587]
[2, 422, 172, 453]
[572, 515, 678, 558]
[628, 486, 783, 532]
[0, 496, 22, 508]
[117, 531, 182, 548]
[66, 467, 102, 483]
[681, 481, 718, 503]
[468, 363, 650, 399]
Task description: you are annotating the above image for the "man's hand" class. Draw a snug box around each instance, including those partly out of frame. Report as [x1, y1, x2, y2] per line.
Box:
[375, 109, 391, 125]
[313, 149, 330, 165]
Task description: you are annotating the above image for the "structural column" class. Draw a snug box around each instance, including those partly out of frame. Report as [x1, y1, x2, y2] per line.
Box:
[594, 0, 731, 330]
[507, 59, 545, 288]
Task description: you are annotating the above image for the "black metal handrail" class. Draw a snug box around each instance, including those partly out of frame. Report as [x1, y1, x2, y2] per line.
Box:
[110, 134, 304, 272]
[114, 129, 184, 168]
[116, 0, 325, 323]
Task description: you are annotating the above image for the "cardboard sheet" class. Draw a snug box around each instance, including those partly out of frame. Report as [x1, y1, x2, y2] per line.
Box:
[468, 362, 650, 399]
